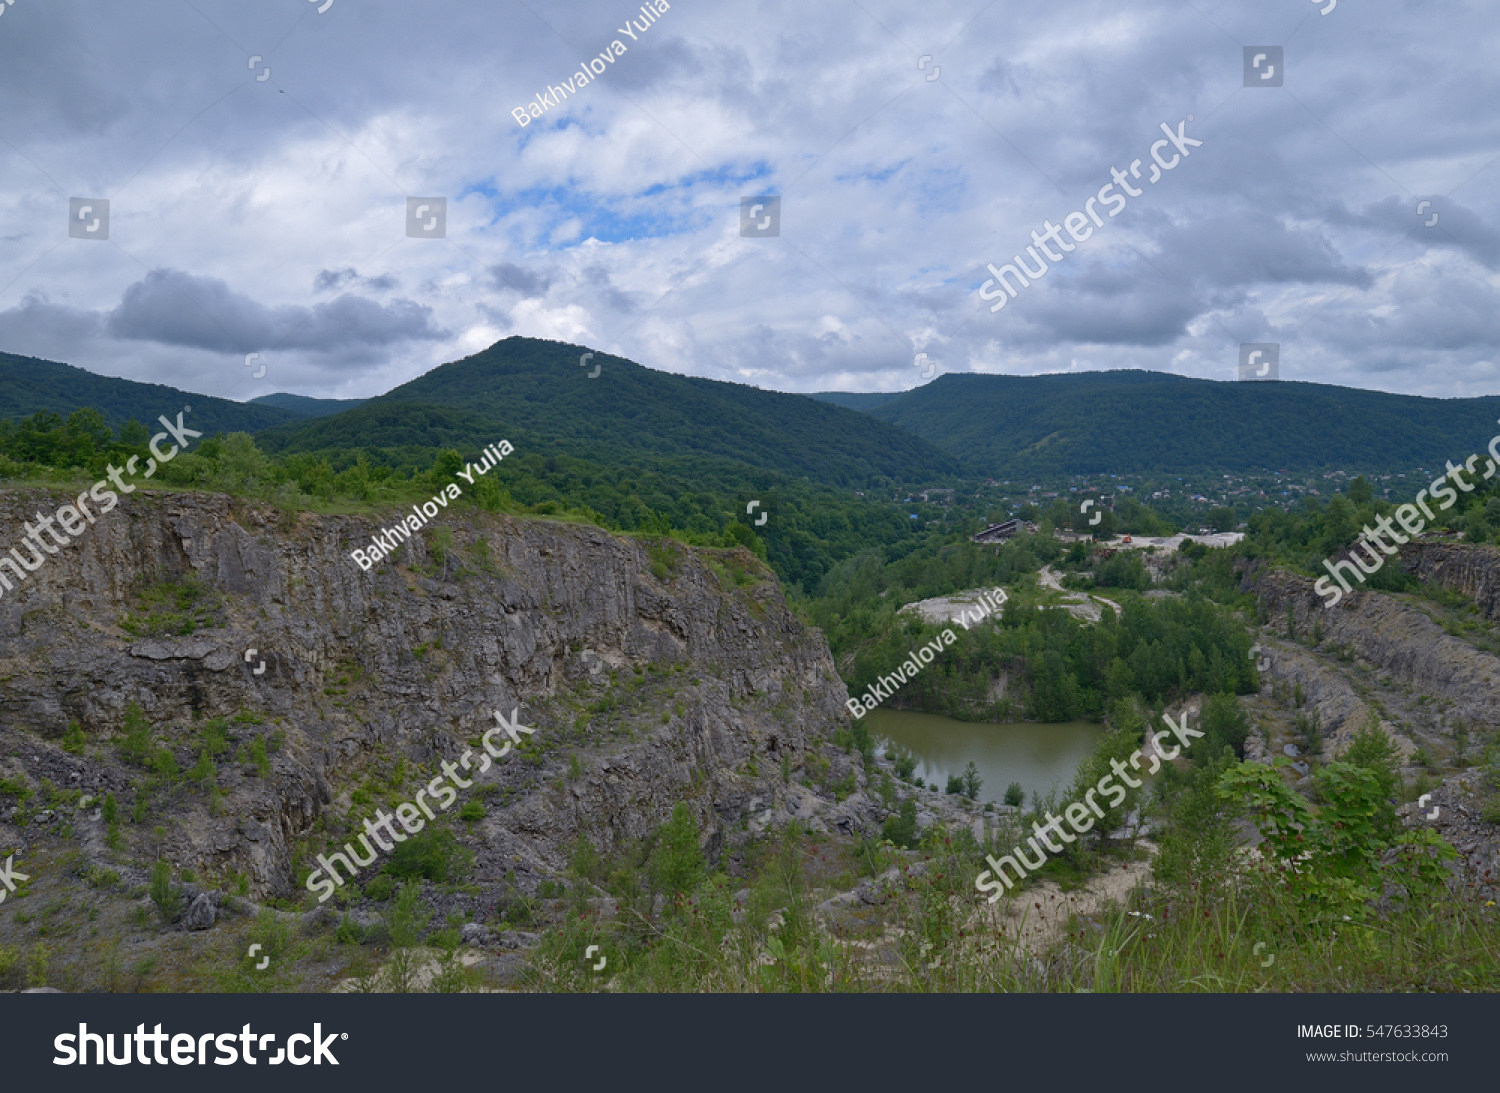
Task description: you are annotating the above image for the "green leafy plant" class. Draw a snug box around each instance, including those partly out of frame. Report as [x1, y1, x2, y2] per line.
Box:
[61, 721, 87, 755]
[148, 860, 180, 925]
[102, 793, 122, 850]
[881, 797, 919, 848]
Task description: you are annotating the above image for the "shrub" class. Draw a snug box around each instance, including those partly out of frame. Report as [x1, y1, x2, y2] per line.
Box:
[652, 802, 704, 902]
[148, 861, 180, 925]
[150, 747, 179, 782]
[363, 873, 397, 902]
[61, 721, 86, 755]
[117, 703, 154, 768]
[458, 799, 485, 822]
[961, 761, 983, 800]
[102, 793, 122, 850]
[386, 828, 471, 884]
[246, 737, 271, 778]
[881, 797, 919, 848]
[189, 750, 216, 789]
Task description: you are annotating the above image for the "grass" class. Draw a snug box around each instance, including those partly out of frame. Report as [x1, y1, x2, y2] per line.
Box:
[517, 757, 1500, 995]
[119, 574, 223, 638]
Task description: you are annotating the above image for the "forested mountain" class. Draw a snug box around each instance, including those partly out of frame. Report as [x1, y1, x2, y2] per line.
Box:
[806, 391, 901, 412]
[256, 337, 964, 490]
[0, 352, 298, 434]
[249, 392, 367, 418]
[829, 371, 1500, 478]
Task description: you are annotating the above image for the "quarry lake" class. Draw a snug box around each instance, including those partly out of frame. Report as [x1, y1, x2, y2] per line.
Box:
[866, 709, 1104, 807]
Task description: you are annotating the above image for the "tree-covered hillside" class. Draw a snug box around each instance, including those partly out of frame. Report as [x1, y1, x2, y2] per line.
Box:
[0, 352, 298, 435]
[849, 370, 1500, 478]
[263, 337, 966, 490]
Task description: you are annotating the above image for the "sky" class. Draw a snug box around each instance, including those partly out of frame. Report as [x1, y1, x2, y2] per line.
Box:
[0, 0, 1496, 404]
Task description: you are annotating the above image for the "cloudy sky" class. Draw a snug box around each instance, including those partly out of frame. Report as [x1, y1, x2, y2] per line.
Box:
[0, 0, 1496, 403]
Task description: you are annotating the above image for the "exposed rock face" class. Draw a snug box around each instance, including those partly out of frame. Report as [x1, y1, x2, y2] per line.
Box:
[183, 891, 217, 930]
[1400, 540, 1500, 623]
[0, 489, 848, 900]
[1248, 567, 1500, 736]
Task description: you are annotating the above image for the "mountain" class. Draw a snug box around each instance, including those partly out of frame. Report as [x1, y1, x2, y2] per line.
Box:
[841, 371, 1500, 477]
[249, 393, 366, 418]
[806, 391, 902, 412]
[0, 351, 298, 435]
[257, 337, 966, 489]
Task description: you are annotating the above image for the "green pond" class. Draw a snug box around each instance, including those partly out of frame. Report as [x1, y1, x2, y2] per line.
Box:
[865, 708, 1104, 807]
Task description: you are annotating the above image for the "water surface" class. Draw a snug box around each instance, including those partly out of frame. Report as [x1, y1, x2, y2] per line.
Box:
[866, 708, 1103, 807]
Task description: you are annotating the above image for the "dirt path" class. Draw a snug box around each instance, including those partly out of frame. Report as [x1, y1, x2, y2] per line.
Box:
[969, 848, 1155, 953]
[1037, 566, 1122, 620]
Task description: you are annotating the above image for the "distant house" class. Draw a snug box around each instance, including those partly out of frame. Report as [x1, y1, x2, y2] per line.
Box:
[919, 488, 956, 504]
[972, 518, 1037, 544]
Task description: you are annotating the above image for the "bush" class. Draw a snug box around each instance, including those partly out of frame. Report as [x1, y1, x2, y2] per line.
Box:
[245, 737, 271, 778]
[881, 797, 919, 848]
[961, 761, 983, 799]
[458, 799, 485, 822]
[945, 774, 963, 795]
[1095, 552, 1150, 591]
[102, 793, 121, 850]
[364, 873, 398, 902]
[148, 861, 180, 925]
[117, 703, 154, 768]
[1197, 694, 1250, 763]
[652, 802, 704, 902]
[385, 828, 470, 884]
[61, 721, 86, 755]
[1004, 782, 1025, 808]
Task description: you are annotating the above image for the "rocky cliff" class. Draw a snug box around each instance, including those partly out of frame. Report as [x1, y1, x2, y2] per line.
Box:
[1248, 565, 1500, 747]
[1399, 540, 1500, 623]
[0, 488, 850, 907]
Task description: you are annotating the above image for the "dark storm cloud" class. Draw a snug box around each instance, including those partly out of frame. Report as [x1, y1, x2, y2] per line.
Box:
[105, 269, 445, 353]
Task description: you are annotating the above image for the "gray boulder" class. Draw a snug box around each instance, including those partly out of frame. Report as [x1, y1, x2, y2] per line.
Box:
[183, 892, 217, 931]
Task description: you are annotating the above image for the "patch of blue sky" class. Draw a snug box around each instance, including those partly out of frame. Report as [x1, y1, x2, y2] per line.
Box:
[464, 164, 777, 243]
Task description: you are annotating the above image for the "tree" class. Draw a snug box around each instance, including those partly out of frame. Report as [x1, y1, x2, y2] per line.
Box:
[1339, 713, 1401, 839]
[881, 797, 919, 848]
[148, 861, 180, 925]
[1004, 782, 1025, 808]
[652, 802, 703, 902]
[1204, 506, 1238, 532]
[1197, 693, 1250, 763]
[961, 761, 983, 799]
